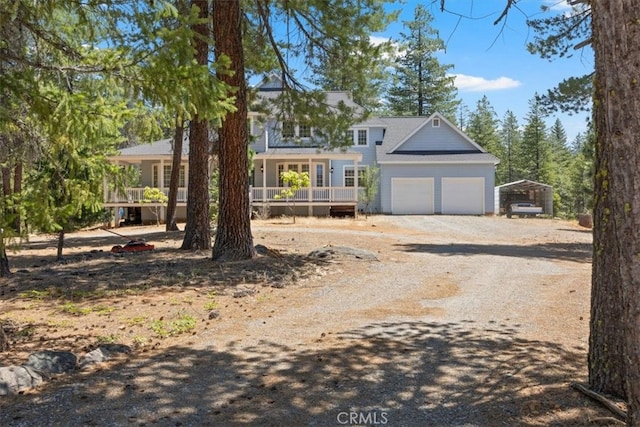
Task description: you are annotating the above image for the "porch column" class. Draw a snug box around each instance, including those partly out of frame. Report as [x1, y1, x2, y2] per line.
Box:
[354, 158, 359, 200]
[329, 160, 333, 202]
[159, 159, 164, 193]
[262, 159, 266, 202]
[308, 157, 313, 216]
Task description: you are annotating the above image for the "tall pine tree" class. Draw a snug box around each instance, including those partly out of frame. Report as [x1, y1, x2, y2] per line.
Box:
[499, 110, 522, 184]
[387, 5, 459, 119]
[466, 96, 505, 183]
[520, 96, 550, 183]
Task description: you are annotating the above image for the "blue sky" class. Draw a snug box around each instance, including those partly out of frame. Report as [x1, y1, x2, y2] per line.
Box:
[372, 0, 593, 142]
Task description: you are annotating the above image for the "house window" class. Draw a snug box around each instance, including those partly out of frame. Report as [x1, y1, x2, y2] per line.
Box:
[346, 130, 354, 145]
[357, 129, 367, 146]
[432, 118, 440, 128]
[277, 164, 285, 187]
[344, 166, 367, 187]
[277, 162, 313, 187]
[281, 121, 313, 139]
[299, 123, 312, 138]
[346, 128, 368, 146]
[154, 165, 186, 188]
[282, 121, 295, 138]
[315, 164, 324, 187]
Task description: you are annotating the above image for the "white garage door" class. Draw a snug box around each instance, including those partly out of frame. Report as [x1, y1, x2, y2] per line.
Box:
[442, 177, 485, 215]
[391, 178, 434, 214]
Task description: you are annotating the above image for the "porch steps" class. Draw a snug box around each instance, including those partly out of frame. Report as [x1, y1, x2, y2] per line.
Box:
[329, 205, 356, 218]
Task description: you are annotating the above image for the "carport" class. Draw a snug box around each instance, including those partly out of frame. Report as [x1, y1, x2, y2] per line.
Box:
[494, 180, 553, 217]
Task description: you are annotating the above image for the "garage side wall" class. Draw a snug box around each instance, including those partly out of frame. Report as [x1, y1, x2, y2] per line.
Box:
[380, 164, 496, 214]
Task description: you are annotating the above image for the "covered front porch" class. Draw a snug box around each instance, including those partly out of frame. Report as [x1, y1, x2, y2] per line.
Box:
[252, 149, 363, 217]
[104, 139, 190, 225]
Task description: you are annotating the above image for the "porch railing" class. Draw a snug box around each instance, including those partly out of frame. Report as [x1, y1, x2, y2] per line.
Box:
[104, 187, 187, 204]
[105, 186, 356, 205]
[250, 186, 358, 203]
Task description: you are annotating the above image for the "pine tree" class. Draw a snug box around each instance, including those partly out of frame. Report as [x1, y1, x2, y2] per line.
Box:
[499, 111, 522, 184]
[520, 96, 550, 183]
[210, 0, 396, 260]
[547, 119, 573, 217]
[466, 96, 505, 183]
[312, 37, 394, 113]
[387, 5, 459, 119]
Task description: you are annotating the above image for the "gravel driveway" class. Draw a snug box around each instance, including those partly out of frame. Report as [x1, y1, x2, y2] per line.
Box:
[1, 216, 604, 426]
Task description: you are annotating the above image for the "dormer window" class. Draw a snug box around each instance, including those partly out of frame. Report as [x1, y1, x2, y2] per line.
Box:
[281, 121, 312, 139]
[282, 121, 295, 138]
[432, 118, 440, 128]
[346, 128, 368, 146]
[298, 123, 312, 138]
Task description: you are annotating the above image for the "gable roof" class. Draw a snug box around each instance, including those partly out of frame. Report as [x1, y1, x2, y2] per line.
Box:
[252, 74, 364, 115]
[111, 136, 189, 160]
[374, 113, 499, 165]
[387, 113, 485, 153]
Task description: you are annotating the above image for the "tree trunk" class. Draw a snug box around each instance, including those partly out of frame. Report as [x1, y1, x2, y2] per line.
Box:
[591, 2, 640, 425]
[211, 0, 256, 261]
[181, 0, 211, 250]
[56, 229, 65, 261]
[1, 166, 11, 226]
[166, 120, 184, 232]
[0, 238, 10, 277]
[12, 162, 22, 233]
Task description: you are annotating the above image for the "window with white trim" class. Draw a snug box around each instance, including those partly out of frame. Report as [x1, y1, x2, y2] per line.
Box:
[357, 129, 367, 146]
[282, 121, 295, 138]
[281, 121, 313, 139]
[344, 166, 367, 187]
[432, 118, 440, 128]
[153, 164, 185, 188]
[277, 162, 315, 187]
[298, 123, 312, 138]
[346, 128, 368, 146]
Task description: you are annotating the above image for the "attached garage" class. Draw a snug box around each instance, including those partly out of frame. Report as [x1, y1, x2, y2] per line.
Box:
[391, 178, 434, 214]
[441, 177, 485, 215]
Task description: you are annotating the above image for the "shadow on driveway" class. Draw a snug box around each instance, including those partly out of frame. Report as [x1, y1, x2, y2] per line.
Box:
[394, 242, 592, 264]
[0, 321, 607, 427]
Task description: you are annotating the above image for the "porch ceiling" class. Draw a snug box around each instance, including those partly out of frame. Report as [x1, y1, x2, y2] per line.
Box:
[254, 148, 362, 161]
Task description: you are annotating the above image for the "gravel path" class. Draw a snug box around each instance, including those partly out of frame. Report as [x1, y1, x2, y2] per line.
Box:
[0, 216, 602, 426]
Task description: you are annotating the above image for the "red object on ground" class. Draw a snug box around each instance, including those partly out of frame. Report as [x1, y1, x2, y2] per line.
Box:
[110, 240, 155, 253]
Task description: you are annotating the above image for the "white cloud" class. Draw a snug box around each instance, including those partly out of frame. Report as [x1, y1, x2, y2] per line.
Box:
[542, 0, 572, 11]
[452, 74, 522, 92]
[370, 36, 392, 47]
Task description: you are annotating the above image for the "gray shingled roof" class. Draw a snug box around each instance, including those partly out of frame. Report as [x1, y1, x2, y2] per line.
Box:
[255, 89, 364, 115]
[117, 137, 189, 157]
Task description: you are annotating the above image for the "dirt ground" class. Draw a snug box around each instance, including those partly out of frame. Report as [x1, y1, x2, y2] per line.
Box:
[0, 215, 626, 426]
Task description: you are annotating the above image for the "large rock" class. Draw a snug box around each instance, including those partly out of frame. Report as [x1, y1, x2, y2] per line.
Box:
[0, 366, 43, 395]
[78, 344, 131, 370]
[24, 351, 77, 377]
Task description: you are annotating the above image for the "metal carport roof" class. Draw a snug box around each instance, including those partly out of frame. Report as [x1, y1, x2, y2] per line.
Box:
[494, 180, 554, 216]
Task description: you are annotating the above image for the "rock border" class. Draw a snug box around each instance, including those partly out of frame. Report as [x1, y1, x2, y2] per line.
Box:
[0, 344, 131, 396]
